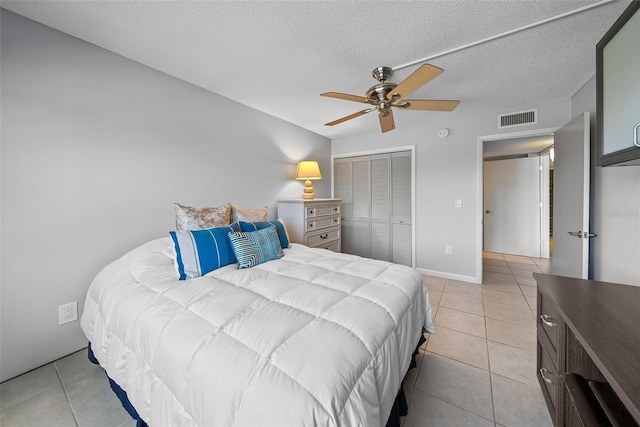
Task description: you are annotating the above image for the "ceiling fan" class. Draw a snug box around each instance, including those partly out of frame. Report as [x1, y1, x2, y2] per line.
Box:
[321, 64, 459, 133]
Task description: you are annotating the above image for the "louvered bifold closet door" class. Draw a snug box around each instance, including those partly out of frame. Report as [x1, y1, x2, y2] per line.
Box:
[334, 151, 412, 264]
[350, 157, 371, 258]
[334, 159, 353, 254]
[391, 152, 412, 266]
[370, 154, 391, 262]
[334, 157, 371, 258]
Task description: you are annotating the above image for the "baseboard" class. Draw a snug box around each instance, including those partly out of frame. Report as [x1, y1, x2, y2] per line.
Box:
[416, 268, 481, 285]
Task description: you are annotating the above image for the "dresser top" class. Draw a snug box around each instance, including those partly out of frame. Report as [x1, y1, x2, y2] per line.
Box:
[277, 198, 341, 203]
[534, 273, 640, 423]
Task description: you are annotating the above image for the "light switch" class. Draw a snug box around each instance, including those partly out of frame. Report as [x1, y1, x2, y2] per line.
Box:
[455, 199, 462, 208]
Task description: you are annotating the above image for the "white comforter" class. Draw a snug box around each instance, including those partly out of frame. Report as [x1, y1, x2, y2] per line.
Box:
[81, 238, 434, 427]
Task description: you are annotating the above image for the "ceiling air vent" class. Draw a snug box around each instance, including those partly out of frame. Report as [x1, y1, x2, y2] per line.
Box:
[498, 109, 537, 128]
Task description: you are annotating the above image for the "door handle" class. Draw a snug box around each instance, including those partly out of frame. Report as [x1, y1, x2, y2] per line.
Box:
[568, 231, 597, 239]
[539, 368, 554, 385]
[540, 314, 557, 327]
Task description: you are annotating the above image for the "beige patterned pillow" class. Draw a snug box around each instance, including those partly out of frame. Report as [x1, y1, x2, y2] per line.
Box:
[231, 205, 268, 222]
[174, 202, 232, 231]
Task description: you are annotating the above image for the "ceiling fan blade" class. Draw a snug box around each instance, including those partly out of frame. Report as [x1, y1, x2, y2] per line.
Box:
[387, 64, 444, 101]
[396, 99, 460, 111]
[325, 108, 375, 126]
[379, 109, 396, 133]
[321, 92, 370, 104]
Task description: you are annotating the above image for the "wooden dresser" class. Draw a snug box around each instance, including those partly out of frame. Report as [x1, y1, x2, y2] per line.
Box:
[277, 199, 341, 252]
[534, 273, 640, 427]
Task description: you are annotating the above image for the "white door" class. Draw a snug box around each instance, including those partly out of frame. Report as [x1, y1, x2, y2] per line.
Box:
[333, 150, 413, 265]
[484, 157, 542, 257]
[550, 112, 591, 278]
[391, 152, 412, 266]
[334, 157, 371, 257]
[350, 158, 372, 257]
[370, 154, 391, 262]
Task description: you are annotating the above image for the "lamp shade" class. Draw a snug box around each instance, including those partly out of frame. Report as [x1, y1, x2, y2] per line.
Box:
[295, 161, 322, 180]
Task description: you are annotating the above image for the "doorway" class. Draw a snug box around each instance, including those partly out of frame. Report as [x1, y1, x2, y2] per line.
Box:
[476, 127, 558, 282]
[483, 134, 554, 258]
[477, 114, 592, 282]
[484, 153, 551, 257]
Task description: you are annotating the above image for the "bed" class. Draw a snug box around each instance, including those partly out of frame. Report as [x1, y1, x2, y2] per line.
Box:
[81, 231, 434, 426]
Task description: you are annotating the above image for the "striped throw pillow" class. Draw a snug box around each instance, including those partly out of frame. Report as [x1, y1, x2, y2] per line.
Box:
[169, 225, 237, 280]
[228, 225, 284, 268]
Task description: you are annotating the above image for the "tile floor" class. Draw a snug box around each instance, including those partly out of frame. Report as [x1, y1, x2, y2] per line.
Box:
[402, 252, 553, 427]
[0, 252, 553, 427]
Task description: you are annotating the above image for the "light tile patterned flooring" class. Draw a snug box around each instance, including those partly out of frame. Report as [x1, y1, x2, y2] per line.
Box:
[402, 252, 553, 427]
[0, 252, 553, 427]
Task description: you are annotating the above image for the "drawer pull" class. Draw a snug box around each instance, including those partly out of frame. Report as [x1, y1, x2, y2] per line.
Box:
[540, 314, 557, 327]
[539, 368, 554, 384]
[309, 209, 314, 215]
[320, 234, 328, 239]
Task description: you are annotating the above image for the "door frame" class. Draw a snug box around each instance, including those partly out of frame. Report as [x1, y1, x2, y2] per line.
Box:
[331, 145, 416, 268]
[476, 128, 558, 284]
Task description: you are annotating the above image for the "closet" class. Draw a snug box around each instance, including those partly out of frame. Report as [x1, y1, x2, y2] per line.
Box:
[334, 150, 413, 266]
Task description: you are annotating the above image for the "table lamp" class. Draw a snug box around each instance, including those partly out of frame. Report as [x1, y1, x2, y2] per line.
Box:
[295, 161, 322, 199]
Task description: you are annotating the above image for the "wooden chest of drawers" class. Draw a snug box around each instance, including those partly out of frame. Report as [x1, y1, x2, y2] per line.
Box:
[277, 199, 341, 252]
[534, 273, 640, 427]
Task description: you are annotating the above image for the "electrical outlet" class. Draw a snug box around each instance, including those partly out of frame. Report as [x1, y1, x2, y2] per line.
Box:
[58, 301, 78, 325]
[445, 245, 453, 255]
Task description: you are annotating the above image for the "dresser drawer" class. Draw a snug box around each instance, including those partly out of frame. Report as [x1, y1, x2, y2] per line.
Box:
[314, 240, 340, 252]
[307, 228, 340, 247]
[538, 291, 560, 355]
[306, 204, 340, 218]
[538, 343, 559, 412]
[306, 216, 340, 232]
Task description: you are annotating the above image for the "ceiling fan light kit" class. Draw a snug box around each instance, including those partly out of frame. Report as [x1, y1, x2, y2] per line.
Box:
[322, 63, 460, 133]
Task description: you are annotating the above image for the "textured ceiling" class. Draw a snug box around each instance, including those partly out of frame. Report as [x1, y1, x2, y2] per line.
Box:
[1, 0, 632, 140]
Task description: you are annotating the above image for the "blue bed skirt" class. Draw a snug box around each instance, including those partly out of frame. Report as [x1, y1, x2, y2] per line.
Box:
[88, 335, 425, 427]
[87, 343, 148, 427]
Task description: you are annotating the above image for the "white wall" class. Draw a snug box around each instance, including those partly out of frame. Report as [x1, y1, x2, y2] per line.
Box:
[332, 100, 570, 282]
[484, 157, 542, 258]
[571, 77, 640, 286]
[333, 76, 639, 286]
[0, 10, 331, 381]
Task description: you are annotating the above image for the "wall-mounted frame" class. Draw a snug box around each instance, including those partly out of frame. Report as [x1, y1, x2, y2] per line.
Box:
[596, 1, 640, 167]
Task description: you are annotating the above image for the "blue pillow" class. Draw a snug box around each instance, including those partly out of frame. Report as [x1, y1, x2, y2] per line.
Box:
[236, 220, 290, 248]
[169, 226, 237, 280]
[228, 225, 284, 268]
